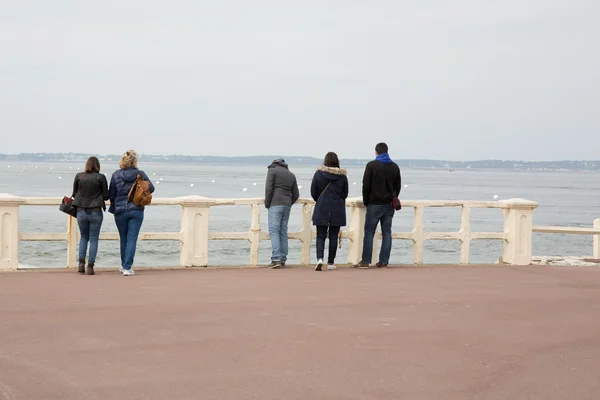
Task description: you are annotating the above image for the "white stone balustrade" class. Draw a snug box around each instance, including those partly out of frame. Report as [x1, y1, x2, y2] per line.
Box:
[1, 193, 597, 270]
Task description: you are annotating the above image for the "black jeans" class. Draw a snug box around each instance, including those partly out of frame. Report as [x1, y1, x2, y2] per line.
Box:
[316, 225, 341, 264]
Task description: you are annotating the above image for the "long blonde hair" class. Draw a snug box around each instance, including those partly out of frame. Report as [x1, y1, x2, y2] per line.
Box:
[119, 150, 138, 169]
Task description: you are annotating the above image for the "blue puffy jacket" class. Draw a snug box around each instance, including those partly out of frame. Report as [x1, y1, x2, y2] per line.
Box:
[108, 168, 155, 215]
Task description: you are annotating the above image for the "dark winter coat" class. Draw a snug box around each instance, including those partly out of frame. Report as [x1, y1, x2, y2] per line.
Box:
[362, 160, 401, 207]
[311, 166, 349, 227]
[265, 159, 300, 209]
[72, 172, 109, 210]
[108, 168, 155, 215]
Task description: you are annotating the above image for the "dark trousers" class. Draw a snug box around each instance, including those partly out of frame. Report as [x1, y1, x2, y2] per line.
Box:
[316, 225, 341, 264]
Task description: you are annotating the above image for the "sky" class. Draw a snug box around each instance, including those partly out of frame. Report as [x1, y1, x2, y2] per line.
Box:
[1, 0, 599, 161]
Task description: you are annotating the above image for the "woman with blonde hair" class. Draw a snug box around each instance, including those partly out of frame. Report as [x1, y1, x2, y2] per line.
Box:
[72, 156, 109, 275]
[108, 150, 155, 276]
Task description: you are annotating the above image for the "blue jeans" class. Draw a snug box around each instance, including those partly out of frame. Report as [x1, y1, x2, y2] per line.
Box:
[361, 204, 395, 264]
[268, 205, 292, 262]
[114, 210, 144, 270]
[77, 210, 103, 263]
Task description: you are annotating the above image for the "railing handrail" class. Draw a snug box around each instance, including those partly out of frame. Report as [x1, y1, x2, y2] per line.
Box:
[1, 194, 537, 210]
[0, 194, 550, 270]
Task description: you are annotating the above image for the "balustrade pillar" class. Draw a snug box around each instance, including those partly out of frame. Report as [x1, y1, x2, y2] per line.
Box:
[501, 199, 538, 265]
[180, 197, 215, 267]
[0, 194, 24, 270]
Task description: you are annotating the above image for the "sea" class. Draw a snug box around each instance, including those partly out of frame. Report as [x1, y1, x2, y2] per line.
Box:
[1, 161, 599, 268]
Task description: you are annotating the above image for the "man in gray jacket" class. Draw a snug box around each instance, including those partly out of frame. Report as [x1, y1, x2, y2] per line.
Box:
[265, 159, 300, 268]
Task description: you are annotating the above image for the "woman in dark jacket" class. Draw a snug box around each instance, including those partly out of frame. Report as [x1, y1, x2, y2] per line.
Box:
[311, 152, 349, 271]
[108, 150, 155, 276]
[72, 156, 109, 275]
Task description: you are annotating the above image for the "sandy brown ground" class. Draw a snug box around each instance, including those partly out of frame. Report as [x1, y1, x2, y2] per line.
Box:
[1, 266, 599, 400]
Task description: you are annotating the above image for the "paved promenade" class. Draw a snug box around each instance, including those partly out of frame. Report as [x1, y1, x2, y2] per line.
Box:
[1, 266, 599, 399]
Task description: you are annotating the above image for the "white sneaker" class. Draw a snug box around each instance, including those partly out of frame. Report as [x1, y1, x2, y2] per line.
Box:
[327, 264, 337, 270]
[122, 269, 135, 276]
[119, 267, 124, 273]
[315, 259, 323, 271]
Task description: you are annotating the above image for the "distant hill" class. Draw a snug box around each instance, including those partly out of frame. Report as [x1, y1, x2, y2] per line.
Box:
[1, 153, 598, 171]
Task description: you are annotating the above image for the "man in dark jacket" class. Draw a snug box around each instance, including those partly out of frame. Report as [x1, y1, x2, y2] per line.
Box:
[355, 142, 401, 268]
[265, 159, 300, 268]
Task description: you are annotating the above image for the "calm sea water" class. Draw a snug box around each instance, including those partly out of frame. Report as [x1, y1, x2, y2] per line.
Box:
[1, 161, 599, 268]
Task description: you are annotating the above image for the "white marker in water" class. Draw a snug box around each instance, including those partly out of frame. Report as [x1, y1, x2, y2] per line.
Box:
[58, 176, 62, 179]
[211, 180, 215, 183]
[353, 182, 357, 185]
[404, 184, 408, 188]
[160, 178, 164, 181]
[153, 173, 156, 176]
[298, 185, 303, 189]
[190, 184, 195, 187]
[242, 188, 248, 192]
[6, 165, 10, 168]
[156, 181, 160, 184]
[493, 195, 499, 200]
[253, 182, 257, 186]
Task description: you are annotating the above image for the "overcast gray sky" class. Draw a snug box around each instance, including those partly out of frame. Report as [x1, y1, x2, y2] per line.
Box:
[1, 0, 598, 160]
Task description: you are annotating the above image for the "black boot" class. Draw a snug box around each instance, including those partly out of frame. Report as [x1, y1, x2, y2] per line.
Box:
[78, 258, 86, 274]
[86, 262, 95, 275]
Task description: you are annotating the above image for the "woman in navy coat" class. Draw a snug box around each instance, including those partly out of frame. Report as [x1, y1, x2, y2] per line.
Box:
[311, 152, 349, 271]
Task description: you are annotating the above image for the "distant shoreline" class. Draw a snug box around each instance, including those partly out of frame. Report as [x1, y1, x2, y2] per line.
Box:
[1, 153, 599, 172]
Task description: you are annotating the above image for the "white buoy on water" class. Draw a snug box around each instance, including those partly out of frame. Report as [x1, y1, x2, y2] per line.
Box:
[353, 182, 357, 185]
[190, 184, 195, 187]
[242, 188, 248, 192]
[58, 176, 62, 179]
[160, 178, 164, 181]
[211, 180, 215, 183]
[298, 185, 303, 189]
[404, 184, 408, 188]
[253, 182, 257, 186]
[493, 195, 499, 200]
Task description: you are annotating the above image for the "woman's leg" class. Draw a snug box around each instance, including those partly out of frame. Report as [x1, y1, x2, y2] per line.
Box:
[76, 211, 90, 273]
[87, 211, 103, 264]
[316, 225, 327, 261]
[327, 226, 341, 265]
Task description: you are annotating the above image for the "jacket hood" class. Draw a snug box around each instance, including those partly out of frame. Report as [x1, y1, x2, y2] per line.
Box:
[268, 159, 289, 169]
[116, 168, 140, 183]
[376, 153, 393, 164]
[317, 165, 347, 182]
[317, 165, 347, 176]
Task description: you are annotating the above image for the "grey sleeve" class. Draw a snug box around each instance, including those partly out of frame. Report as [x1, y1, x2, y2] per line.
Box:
[291, 178, 300, 205]
[264, 169, 275, 208]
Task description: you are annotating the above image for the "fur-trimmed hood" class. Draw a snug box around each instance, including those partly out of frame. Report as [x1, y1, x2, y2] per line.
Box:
[317, 165, 347, 176]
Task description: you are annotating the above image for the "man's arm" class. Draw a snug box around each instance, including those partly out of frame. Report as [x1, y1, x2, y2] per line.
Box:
[362, 163, 372, 206]
[395, 166, 402, 196]
[264, 169, 275, 208]
[291, 178, 300, 205]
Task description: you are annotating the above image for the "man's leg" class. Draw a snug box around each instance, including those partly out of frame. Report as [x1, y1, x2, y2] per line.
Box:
[268, 206, 283, 262]
[360, 205, 381, 265]
[378, 205, 395, 265]
[279, 206, 292, 263]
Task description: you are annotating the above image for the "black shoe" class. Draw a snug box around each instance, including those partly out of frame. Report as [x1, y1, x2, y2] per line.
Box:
[86, 262, 95, 275]
[281, 261, 286, 268]
[353, 263, 369, 269]
[270, 261, 282, 269]
[78, 258, 86, 274]
[376, 262, 388, 268]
